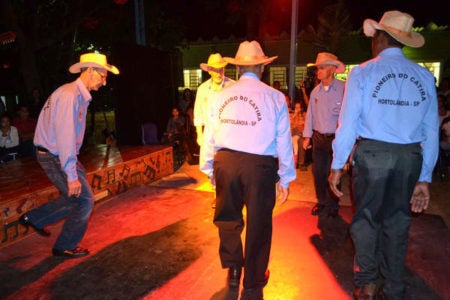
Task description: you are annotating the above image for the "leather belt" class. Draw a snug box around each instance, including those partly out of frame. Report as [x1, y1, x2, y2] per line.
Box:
[36, 146, 49, 153]
[313, 130, 335, 138]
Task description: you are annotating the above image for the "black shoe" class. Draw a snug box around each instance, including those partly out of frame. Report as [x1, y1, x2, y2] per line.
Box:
[353, 283, 378, 300]
[228, 266, 242, 288]
[52, 247, 90, 258]
[19, 214, 51, 236]
[311, 204, 325, 216]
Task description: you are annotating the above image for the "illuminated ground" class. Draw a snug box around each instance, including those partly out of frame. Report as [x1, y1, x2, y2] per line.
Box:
[0, 163, 448, 300]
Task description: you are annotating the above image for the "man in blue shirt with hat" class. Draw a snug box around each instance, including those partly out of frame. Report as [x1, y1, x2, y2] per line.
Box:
[19, 52, 119, 258]
[303, 52, 346, 217]
[329, 11, 439, 299]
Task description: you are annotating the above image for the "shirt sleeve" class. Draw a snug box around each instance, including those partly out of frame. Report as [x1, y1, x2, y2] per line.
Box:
[54, 92, 79, 182]
[193, 87, 203, 127]
[276, 93, 296, 188]
[302, 93, 314, 138]
[332, 67, 363, 169]
[418, 86, 439, 182]
[199, 94, 215, 177]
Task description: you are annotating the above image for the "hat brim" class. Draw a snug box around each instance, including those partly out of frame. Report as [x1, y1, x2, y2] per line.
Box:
[363, 18, 425, 48]
[313, 60, 345, 74]
[200, 61, 228, 72]
[69, 62, 120, 75]
[224, 56, 278, 66]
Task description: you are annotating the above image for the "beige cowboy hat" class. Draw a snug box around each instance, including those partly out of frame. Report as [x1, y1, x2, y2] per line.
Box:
[224, 40, 277, 66]
[69, 52, 120, 74]
[363, 10, 424, 48]
[313, 52, 345, 73]
[200, 53, 228, 71]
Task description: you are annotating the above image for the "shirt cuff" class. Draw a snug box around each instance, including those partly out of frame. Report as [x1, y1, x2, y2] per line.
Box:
[279, 180, 289, 189]
[66, 171, 78, 182]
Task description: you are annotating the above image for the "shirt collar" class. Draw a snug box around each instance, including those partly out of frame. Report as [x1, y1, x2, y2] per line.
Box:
[379, 47, 405, 57]
[208, 77, 229, 90]
[75, 78, 92, 103]
[319, 78, 337, 91]
[241, 72, 260, 80]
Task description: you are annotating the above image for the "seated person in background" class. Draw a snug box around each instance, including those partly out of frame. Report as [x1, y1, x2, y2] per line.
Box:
[0, 115, 20, 162]
[162, 107, 185, 144]
[438, 116, 450, 178]
[13, 105, 37, 156]
[438, 94, 450, 126]
[290, 102, 307, 170]
[440, 116, 450, 151]
[185, 99, 199, 161]
[163, 107, 196, 165]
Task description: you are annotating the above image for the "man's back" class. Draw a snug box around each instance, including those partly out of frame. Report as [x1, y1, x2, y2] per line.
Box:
[209, 73, 287, 156]
[346, 48, 437, 144]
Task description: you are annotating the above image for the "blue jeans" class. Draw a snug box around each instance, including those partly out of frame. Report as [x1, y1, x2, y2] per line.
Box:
[27, 151, 94, 250]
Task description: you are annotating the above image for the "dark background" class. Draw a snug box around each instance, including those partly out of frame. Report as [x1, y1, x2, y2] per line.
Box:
[0, 0, 448, 145]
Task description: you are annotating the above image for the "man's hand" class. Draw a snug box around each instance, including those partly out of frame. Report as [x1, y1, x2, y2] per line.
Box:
[196, 127, 204, 146]
[328, 169, 344, 197]
[68, 179, 82, 198]
[277, 184, 289, 205]
[197, 133, 204, 147]
[209, 174, 216, 188]
[302, 137, 311, 151]
[410, 182, 430, 213]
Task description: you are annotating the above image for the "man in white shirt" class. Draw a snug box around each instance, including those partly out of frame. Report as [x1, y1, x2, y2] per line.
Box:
[194, 53, 234, 146]
[200, 41, 296, 299]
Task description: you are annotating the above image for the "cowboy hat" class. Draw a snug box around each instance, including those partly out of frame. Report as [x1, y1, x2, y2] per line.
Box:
[224, 41, 277, 66]
[363, 10, 424, 48]
[313, 52, 345, 73]
[200, 53, 228, 71]
[69, 52, 119, 74]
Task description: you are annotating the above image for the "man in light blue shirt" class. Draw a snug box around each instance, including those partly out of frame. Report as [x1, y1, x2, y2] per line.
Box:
[200, 41, 295, 299]
[329, 11, 439, 299]
[19, 53, 119, 259]
[302, 52, 345, 217]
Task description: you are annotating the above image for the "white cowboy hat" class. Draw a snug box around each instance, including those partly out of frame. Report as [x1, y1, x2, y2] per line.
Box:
[363, 10, 424, 48]
[224, 40, 277, 66]
[313, 52, 345, 74]
[69, 52, 120, 74]
[200, 53, 228, 71]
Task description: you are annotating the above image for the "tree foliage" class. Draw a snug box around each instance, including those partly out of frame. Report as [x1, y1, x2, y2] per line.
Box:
[0, 0, 186, 100]
[302, 0, 352, 53]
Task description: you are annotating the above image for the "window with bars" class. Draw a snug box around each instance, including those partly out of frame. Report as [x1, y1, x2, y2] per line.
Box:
[225, 68, 237, 81]
[295, 66, 307, 86]
[183, 69, 202, 89]
[269, 67, 287, 89]
[418, 62, 441, 84]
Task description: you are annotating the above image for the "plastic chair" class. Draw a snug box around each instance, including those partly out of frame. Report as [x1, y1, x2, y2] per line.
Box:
[141, 123, 159, 145]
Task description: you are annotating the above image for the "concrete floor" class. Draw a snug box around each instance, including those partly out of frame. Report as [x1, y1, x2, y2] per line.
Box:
[0, 163, 448, 300]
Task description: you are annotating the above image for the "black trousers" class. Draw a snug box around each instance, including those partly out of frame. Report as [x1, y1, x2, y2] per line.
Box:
[350, 139, 422, 299]
[213, 149, 278, 289]
[312, 131, 339, 210]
